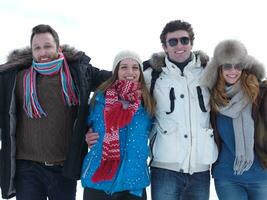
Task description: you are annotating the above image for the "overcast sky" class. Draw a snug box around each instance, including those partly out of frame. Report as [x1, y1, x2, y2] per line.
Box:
[1, 0, 267, 75]
[0, 0, 266, 199]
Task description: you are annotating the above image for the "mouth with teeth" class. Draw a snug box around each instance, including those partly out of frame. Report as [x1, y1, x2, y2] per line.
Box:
[226, 73, 240, 79]
[224, 73, 241, 84]
[38, 57, 53, 63]
[175, 50, 185, 54]
[125, 76, 135, 80]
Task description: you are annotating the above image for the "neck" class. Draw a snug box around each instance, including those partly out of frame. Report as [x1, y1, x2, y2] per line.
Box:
[168, 53, 192, 73]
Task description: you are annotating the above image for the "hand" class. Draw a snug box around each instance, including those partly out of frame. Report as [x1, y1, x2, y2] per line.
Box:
[85, 128, 99, 148]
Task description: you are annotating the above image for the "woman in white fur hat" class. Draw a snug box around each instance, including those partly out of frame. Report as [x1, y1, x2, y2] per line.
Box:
[201, 39, 267, 200]
[81, 50, 155, 200]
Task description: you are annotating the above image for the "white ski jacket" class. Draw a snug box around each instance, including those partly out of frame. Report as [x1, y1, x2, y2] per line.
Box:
[144, 53, 218, 174]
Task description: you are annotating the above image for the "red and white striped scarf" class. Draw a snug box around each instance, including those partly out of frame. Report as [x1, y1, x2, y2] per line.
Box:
[91, 80, 141, 182]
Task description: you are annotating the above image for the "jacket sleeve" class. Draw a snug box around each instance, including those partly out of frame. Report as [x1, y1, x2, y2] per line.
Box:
[254, 83, 267, 168]
[260, 85, 267, 127]
[89, 65, 112, 91]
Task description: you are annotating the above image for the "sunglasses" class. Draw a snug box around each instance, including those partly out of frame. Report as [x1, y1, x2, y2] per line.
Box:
[222, 63, 243, 71]
[167, 37, 190, 47]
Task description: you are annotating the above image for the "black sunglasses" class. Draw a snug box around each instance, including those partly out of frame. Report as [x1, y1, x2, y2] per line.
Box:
[167, 37, 190, 47]
[222, 63, 242, 71]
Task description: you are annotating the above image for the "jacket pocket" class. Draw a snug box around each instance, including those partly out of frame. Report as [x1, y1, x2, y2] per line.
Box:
[196, 86, 207, 112]
[154, 85, 173, 113]
[152, 123, 185, 163]
[196, 128, 218, 164]
[196, 86, 210, 113]
[166, 87, 176, 114]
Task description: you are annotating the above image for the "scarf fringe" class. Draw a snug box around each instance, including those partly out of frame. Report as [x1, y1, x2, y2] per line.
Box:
[23, 53, 78, 118]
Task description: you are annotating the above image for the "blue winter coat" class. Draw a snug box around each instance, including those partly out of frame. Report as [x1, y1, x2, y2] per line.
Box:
[81, 92, 152, 196]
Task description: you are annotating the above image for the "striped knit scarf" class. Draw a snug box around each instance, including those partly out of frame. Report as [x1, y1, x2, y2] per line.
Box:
[23, 53, 78, 118]
[91, 80, 141, 182]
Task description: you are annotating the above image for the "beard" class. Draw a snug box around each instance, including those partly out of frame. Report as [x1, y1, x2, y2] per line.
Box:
[34, 52, 59, 63]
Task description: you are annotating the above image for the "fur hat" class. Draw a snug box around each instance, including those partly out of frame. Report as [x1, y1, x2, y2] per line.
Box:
[201, 39, 265, 89]
[112, 50, 143, 73]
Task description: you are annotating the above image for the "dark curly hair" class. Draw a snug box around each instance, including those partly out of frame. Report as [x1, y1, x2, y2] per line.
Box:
[160, 20, 195, 46]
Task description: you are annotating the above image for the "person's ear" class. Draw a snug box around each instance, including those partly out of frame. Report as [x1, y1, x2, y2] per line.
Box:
[57, 46, 62, 53]
[162, 44, 167, 53]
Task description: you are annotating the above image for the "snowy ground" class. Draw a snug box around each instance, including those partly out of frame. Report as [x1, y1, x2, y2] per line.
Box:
[1, 180, 218, 200]
[76, 180, 218, 200]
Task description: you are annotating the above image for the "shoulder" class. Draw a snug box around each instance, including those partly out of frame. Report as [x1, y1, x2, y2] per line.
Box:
[91, 92, 105, 107]
[94, 92, 105, 100]
[193, 50, 209, 68]
[143, 52, 166, 83]
[0, 47, 32, 72]
[143, 52, 165, 72]
[259, 81, 267, 98]
[62, 45, 91, 64]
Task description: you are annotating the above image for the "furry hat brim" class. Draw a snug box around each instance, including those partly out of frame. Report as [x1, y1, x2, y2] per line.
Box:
[200, 40, 265, 89]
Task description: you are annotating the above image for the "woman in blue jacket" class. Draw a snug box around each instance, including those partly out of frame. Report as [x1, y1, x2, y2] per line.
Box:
[81, 50, 155, 200]
[201, 39, 267, 200]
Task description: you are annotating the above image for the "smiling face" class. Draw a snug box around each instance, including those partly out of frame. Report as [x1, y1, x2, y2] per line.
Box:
[31, 32, 59, 63]
[117, 58, 141, 82]
[222, 66, 242, 85]
[163, 30, 192, 63]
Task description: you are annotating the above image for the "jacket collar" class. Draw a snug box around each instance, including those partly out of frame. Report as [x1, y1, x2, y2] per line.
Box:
[0, 45, 88, 72]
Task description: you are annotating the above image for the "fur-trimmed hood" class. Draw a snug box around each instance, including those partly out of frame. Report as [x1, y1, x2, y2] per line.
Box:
[201, 39, 265, 89]
[0, 45, 87, 71]
[143, 51, 209, 72]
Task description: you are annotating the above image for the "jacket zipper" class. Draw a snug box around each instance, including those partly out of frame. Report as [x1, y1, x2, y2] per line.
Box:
[185, 74, 193, 172]
[82, 151, 95, 179]
[108, 126, 129, 194]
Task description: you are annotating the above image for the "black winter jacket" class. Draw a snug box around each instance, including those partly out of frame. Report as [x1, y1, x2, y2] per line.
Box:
[0, 45, 111, 199]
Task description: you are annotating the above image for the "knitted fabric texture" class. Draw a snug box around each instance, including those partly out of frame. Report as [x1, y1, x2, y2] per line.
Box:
[91, 80, 141, 182]
[112, 50, 143, 73]
[23, 52, 78, 118]
[219, 83, 254, 175]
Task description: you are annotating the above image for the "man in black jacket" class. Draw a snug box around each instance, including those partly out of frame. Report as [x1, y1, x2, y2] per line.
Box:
[0, 24, 111, 200]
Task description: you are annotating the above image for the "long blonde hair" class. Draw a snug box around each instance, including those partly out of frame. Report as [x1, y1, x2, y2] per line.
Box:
[210, 67, 259, 112]
[91, 62, 155, 116]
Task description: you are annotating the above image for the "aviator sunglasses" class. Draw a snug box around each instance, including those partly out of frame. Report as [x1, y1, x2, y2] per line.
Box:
[222, 63, 242, 71]
[167, 37, 190, 47]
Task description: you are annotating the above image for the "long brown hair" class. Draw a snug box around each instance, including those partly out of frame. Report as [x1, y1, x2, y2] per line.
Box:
[91, 62, 155, 116]
[210, 67, 259, 112]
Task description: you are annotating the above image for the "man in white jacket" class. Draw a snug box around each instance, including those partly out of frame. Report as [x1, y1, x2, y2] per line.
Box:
[86, 20, 218, 200]
[143, 19, 218, 200]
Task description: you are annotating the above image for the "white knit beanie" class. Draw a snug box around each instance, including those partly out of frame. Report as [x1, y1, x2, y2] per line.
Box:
[112, 50, 143, 73]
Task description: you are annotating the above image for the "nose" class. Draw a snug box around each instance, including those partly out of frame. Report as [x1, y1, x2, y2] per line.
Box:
[39, 48, 46, 57]
[176, 41, 185, 48]
[126, 67, 134, 74]
[229, 67, 239, 72]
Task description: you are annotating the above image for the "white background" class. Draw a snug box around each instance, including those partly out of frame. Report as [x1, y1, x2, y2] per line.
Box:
[1, 0, 266, 199]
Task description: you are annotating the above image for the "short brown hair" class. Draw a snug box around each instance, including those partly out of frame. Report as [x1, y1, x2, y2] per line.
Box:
[30, 24, 60, 48]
